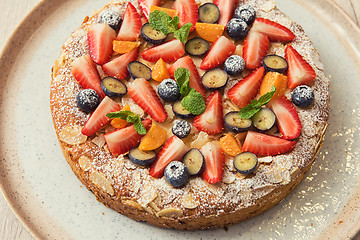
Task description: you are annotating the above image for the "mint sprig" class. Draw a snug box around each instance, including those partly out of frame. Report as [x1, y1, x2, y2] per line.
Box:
[175, 68, 206, 115]
[106, 110, 147, 135]
[149, 10, 192, 43]
[238, 86, 277, 119]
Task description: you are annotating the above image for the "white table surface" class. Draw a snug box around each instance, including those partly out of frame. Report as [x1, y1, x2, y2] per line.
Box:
[0, 0, 359, 239]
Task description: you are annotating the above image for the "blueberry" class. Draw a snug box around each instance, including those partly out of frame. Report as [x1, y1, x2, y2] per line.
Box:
[291, 85, 314, 108]
[157, 79, 180, 102]
[164, 161, 189, 188]
[76, 89, 100, 113]
[224, 55, 246, 76]
[99, 9, 122, 30]
[172, 120, 191, 139]
[234, 4, 256, 25]
[226, 18, 248, 40]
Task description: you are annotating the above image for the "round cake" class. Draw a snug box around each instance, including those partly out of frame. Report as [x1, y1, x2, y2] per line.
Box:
[50, 0, 330, 230]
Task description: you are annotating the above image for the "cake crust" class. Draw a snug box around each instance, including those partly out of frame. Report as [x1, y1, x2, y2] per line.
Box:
[50, 0, 330, 230]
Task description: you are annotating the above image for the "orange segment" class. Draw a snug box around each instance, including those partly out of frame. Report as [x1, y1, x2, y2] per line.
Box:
[259, 72, 288, 99]
[139, 121, 167, 150]
[195, 22, 225, 42]
[150, 5, 178, 18]
[110, 104, 130, 128]
[152, 58, 171, 82]
[219, 134, 242, 157]
[113, 40, 139, 54]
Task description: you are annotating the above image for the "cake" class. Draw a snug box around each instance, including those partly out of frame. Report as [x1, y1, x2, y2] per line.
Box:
[50, 0, 330, 230]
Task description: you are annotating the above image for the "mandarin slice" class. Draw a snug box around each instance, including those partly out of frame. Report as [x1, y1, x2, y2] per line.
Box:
[152, 58, 170, 82]
[139, 121, 167, 150]
[150, 5, 178, 18]
[195, 22, 225, 42]
[259, 71, 288, 99]
[113, 40, 139, 54]
[219, 133, 242, 157]
[110, 104, 130, 128]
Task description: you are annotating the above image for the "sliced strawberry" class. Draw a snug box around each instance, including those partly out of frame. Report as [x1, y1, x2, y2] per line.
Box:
[149, 135, 189, 178]
[227, 67, 265, 108]
[128, 78, 167, 123]
[269, 96, 301, 140]
[285, 45, 316, 89]
[141, 39, 185, 62]
[193, 91, 224, 135]
[243, 30, 270, 70]
[104, 118, 152, 156]
[168, 56, 205, 97]
[252, 18, 295, 42]
[138, 0, 161, 20]
[213, 0, 238, 27]
[200, 36, 236, 70]
[71, 54, 105, 98]
[173, 0, 198, 32]
[201, 142, 225, 184]
[87, 23, 116, 65]
[242, 131, 296, 156]
[117, 3, 142, 41]
[101, 47, 139, 79]
[81, 96, 121, 136]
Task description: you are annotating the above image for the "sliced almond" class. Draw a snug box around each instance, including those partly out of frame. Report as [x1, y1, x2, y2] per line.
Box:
[78, 156, 92, 171]
[190, 131, 209, 149]
[92, 134, 105, 148]
[143, 205, 155, 215]
[89, 171, 114, 196]
[157, 208, 183, 218]
[59, 125, 87, 145]
[148, 202, 161, 212]
[181, 192, 199, 209]
[129, 172, 142, 194]
[122, 200, 143, 211]
[138, 182, 158, 207]
[222, 170, 236, 184]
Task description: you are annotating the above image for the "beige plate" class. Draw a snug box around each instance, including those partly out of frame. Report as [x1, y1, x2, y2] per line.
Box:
[0, 0, 360, 239]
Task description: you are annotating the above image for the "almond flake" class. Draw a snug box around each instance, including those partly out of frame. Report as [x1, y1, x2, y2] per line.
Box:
[122, 200, 143, 210]
[181, 192, 199, 209]
[89, 171, 114, 196]
[191, 131, 209, 149]
[130, 172, 142, 194]
[258, 156, 273, 163]
[222, 170, 236, 184]
[157, 208, 183, 218]
[92, 134, 105, 148]
[148, 202, 161, 212]
[138, 182, 158, 207]
[78, 156, 92, 171]
[59, 125, 87, 145]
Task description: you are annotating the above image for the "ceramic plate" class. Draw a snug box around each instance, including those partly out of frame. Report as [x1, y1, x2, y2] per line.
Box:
[0, 0, 359, 239]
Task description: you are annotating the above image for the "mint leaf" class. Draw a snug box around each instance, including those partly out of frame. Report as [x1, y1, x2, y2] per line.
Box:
[181, 89, 206, 115]
[238, 86, 276, 119]
[149, 10, 177, 34]
[106, 110, 147, 135]
[174, 23, 192, 43]
[175, 68, 191, 96]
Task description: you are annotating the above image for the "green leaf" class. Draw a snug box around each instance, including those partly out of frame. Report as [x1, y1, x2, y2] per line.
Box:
[126, 114, 138, 123]
[175, 67, 191, 96]
[106, 110, 134, 120]
[133, 119, 147, 135]
[238, 86, 277, 119]
[149, 10, 177, 34]
[174, 23, 193, 43]
[181, 89, 206, 115]
[106, 110, 147, 135]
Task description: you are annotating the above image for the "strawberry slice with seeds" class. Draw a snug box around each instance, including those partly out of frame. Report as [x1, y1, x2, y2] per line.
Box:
[269, 96, 302, 140]
[149, 135, 189, 178]
[252, 18, 295, 42]
[213, 0, 239, 27]
[168, 56, 205, 97]
[285, 45, 316, 89]
[243, 30, 270, 70]
[201, 142, 226, 184]
[242, 131, 296, 156]
[138, 0, 161, 20]
[128, 78, 167, 123]
[117, 3, 142, 41]
[81, 96, 121, 136]
[200, 36, 236, 70]
[141, 39, 185, 62]
[173, 0, 198, 32]
[193, 91, 224, 135]
[102, 47, 139, 79]
[227, 66, 265, 108]
[87, 23, 116, 65]
[71, 54, 105, 99]
[104, 118, 152, 156]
